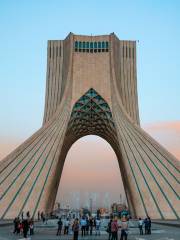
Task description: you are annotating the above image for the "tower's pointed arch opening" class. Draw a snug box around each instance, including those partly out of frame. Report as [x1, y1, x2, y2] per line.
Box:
[55, 135, 127, 214]
[48, 88, 135, 217]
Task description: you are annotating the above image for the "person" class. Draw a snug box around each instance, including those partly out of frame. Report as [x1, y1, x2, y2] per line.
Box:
[80, 216, 87, 236]
[57, 217, 63, 235]
[93, 217, 96, 229]
[147, 216, 151, 234]
[13, 217, 20, 235]
[72, 218, 79, 240]
[13, 217, 18, 234]
[95, 217, 101, 236]
[41, 211, 45, 223]
[21, 211, 24, 220]
[38, 211, 40, 220]
[22, 218, 29, 238]
[107, 218, 113, 240]
[16, 217, 21, 235]
[43, 215, 46, 224]
[86, 217, 89, 235]
[111, 217, 118, 240]
[89, 217, 94, 235]
[40, 211, 43, 220]
[26, 211, 30, 219]
[64, 218, 70, 235]
[29, 218, 34, 235]
[138, 217, 143, 235]
[45, 213, 48, 224]
[144, 218, 148, 234]
[120, 216, 128, 240]
[19, 221, 23, 235]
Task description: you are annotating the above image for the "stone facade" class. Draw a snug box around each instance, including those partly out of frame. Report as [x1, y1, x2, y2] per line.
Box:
[0, 33, 179, 220]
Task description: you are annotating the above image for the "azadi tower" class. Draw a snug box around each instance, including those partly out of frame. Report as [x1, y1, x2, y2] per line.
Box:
[0, 33, 179, 220]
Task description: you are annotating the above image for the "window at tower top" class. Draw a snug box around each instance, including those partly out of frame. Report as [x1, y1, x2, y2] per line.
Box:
[74, 41, 109, 53]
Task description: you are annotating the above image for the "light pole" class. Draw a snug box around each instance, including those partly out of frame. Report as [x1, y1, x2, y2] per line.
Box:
[90, 198, 93, 214]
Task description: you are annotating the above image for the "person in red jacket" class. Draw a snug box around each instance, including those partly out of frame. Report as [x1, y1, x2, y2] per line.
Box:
[111, 217, 119, 240]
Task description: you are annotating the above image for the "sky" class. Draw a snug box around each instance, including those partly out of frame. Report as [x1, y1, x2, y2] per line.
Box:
[0, 0, 180, 208]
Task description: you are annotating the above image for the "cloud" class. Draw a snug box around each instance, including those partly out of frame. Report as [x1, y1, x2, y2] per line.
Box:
[142, 121, 180, 160]
[0, 137, 23, 161]
[143, 121, 180, 132]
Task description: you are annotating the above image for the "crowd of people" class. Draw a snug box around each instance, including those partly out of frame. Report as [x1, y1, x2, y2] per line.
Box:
[138, 216, 151, 235]
[60, 214, 151, 240]
[56, 216, 101, 240]
[12, 211, 152, 240]
[56, 215, 130, 240]
[106, 216, 128, 240]
[106, 215, 151, 240]
[13, 211, 34, 238]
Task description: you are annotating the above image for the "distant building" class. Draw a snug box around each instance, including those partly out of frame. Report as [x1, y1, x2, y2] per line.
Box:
[111, 203, 128, 217]
[99, 207, 109, 215]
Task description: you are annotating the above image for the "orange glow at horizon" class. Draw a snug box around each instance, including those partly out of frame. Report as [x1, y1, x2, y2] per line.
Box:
[142, 121, 180, 160]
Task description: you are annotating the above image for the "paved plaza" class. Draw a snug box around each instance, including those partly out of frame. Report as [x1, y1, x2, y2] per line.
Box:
[0, 220, 180, 240]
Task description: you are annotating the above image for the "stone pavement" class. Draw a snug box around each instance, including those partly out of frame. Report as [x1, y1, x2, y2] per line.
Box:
[0, 220, 180, 240]
[152, 220, 180, 228]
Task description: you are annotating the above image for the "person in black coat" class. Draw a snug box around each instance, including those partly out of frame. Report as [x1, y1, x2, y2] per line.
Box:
[89, 217, 94, 236]
[23, 218, 29, 238]
[144, 218, 148, 234]
[147, 216, 151, 234]
[107, 218, 113, 240]
[57, 218, 63, 235]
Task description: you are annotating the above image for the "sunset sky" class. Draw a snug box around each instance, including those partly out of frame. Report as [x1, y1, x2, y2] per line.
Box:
[0, 1, 180, 208]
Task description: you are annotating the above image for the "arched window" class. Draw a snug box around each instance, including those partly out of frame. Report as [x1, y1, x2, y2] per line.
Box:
[106, 41, 109, 52]
[90, 42, 93, 53]
[106, 42, 108, 48]
[90, 42, 93, 48]
[98, 42, 101, 52]
[86, 42, 89, 52]
[86, 42, 89, 48]
[75, 41, 78, 48]
[75, 41, 78, 52]
[102, 41, 105, 52]
[83, 41, 86, 52]
[94, 42, 97, 52]
[79, 41, 82, 52]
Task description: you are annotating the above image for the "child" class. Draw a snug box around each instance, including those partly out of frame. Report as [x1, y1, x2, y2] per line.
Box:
[29, 219, 34, 235]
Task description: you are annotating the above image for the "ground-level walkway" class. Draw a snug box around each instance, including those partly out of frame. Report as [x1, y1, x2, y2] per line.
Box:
[0, 220, 179, 240]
